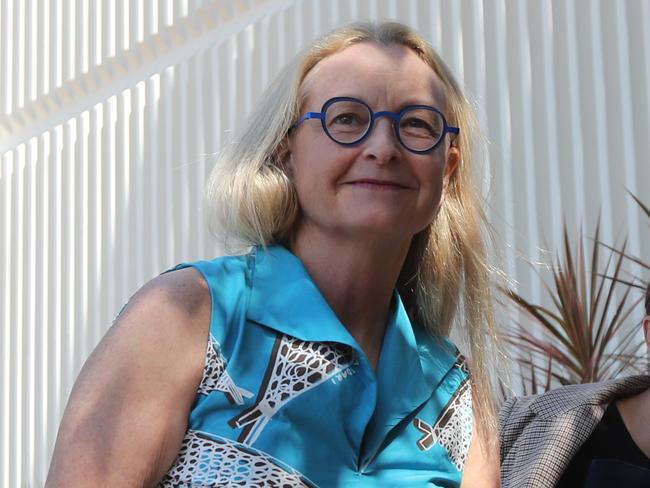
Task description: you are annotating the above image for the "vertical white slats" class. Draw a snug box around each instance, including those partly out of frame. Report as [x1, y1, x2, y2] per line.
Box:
[161, 0, 173, 30]
[611, 0, 640, 257]
[534, 0, 562, 247]
[26, 0, 36, 104]
[79, 110, 90, 360]
[89, 0, 99, 70]
[451, 1, 464, 83]
[588, 0, 614, 239]
[597, 1, 643, 349]
[133, 82, 146, 287]
[73, 114, 86, 386]
[190, 56, 206, 260]
[61, 118, 75, 394]
[89, 104, 103, 351]
[145, 74, 162, 271]
[387, 0, 397, 21]
[161, 67, 176, 267]
[368, 0, 378, 20]
[1, 0, 650, 483]
[49, 125, 64, 459]
[108, 105, 120, 327]
[176, 0, 190, 22]
[103, 0, 114, 59]
[467, 0, 491, 199]
[37, 132, 51, 482]
[237, 23, 253, 128]
[327, 0, 339, 28]
[273, 7, 286, 82]
[116, 89, 131, 305]
[10, 144, 25, 488]
[0, 1, 9, 116]
[146, 0, 158, 37]
[486, 0, 516, 279]
[301, 0, 317, 45]
[186, 55, 204, 264]
[353, 0, 370, 21]
[292, 1, 304, 69]
[338, 0, 359, 23]
[511, 0, 541, 302]
[407, 0, 417, 30]
[53, 0, 63, 90]
[642, 1, 650, 160]
[15, 0, 25, 109]
[208, 42, 225, 160]
[428, 0, 442, 50]
[440, 0, 463, 83]
[63, 1, 74, 83]
[78, 0, 88, 75]
[39, 0, 50, 98]
[105, 95, 118, 329]
[258, 14, 271, 93]
[560, 0, 586, 227]
[248, 14, 265, 115]
[1, 151, 13, 488]
[117, 0, 127, 54]
[176, 60, 191, 263]
[133, 0, 143, 45]
[24, 138, 37, 486]
[0, 0, 206, 111]
[634, 1, 650, 255]
[126, 85, 140, 289]
[0, 3, 5, 113]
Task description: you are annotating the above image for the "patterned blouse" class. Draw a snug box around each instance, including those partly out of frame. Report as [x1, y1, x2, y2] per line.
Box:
[157, 245, 472, 487]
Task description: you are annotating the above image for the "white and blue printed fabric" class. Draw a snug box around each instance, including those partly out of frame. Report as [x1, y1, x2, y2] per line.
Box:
[158, 245, 472, 487]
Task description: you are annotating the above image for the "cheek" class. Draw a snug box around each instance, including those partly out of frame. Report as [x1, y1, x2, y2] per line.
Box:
[290, 141, 349, 197]
[290, 156, 335, 214]
[418, 163, 446, 201]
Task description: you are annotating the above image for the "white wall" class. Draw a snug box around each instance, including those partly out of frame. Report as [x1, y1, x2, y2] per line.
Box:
[1, 0, 649, 485]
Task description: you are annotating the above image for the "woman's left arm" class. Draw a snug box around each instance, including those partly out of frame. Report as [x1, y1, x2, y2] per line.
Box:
[461, 416, 501, 488]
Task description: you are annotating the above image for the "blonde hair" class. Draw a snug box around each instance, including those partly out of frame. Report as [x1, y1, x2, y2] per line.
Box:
[207, 21, 500, 440]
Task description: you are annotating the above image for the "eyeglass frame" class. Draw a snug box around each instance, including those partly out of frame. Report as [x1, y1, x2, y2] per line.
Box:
[291, 96, 460, 154]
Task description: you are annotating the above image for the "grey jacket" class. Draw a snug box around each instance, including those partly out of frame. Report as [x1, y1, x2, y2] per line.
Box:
[499, 375, 650, 488]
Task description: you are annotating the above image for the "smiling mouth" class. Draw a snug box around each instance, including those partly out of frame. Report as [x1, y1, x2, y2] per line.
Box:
[345, 179, 412, 190]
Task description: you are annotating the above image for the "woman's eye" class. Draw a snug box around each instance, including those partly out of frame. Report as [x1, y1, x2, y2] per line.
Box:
[332, 113, 359, 125]
[403, 117, 431, 130]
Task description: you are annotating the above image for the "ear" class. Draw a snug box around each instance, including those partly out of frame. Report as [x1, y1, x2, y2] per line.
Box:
[443, 143, 460, 191]
[643, 316, 650, 347]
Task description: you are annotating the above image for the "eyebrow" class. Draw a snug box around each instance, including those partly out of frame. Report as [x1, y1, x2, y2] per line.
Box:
[327, 95, 440, 110]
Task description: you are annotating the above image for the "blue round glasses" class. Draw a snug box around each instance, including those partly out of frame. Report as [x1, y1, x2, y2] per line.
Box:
[291, 96, 459, 154]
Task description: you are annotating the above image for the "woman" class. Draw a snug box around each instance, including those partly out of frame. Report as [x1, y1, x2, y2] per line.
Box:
[47, 21, 500, 487]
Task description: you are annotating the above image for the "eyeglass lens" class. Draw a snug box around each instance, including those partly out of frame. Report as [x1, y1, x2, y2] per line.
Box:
[324, 99, 445, 152]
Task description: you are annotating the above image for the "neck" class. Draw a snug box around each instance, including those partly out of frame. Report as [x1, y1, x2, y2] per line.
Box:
[290, 224, 412, 369]
[616, 386, 650, 458]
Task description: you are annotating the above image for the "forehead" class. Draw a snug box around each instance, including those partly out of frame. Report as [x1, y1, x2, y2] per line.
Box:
[302, 42, 445, 109]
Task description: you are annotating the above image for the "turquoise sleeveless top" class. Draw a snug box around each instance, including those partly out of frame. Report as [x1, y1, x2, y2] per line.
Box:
[158, 245, 472, 487]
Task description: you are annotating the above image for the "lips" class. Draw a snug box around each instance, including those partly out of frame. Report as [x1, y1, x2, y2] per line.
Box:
[345, 178, 412, 189]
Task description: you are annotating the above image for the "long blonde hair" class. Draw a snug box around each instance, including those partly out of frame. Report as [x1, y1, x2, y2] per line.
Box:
[207, 20, 500, 439]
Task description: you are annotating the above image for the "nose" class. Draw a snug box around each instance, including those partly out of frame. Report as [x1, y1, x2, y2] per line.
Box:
[361, 116, 400, 163]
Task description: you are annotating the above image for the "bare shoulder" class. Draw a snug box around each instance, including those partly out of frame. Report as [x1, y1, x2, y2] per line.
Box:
[118, 266, 211, 331]
[46, 267, 212, 488]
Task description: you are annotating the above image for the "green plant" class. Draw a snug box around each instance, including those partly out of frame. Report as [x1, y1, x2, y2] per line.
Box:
[504, 222, 647, 395]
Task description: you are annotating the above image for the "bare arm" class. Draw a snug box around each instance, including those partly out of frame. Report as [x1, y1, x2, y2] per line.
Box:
[46, 267, 211, 487]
